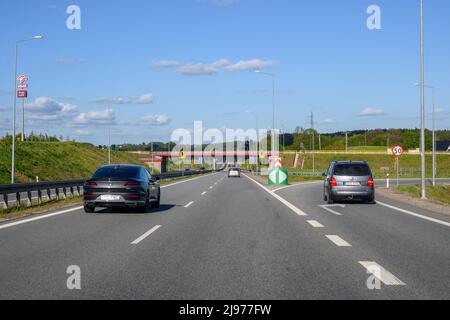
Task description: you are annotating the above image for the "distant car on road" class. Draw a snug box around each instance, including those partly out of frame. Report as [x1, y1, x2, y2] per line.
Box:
[323, 161, 375, 204]
[83, 165, 161, 213]
[228, 167, 241, 178]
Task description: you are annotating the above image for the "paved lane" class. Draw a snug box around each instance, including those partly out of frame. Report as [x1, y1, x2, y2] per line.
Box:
[0, 173, 448, 299]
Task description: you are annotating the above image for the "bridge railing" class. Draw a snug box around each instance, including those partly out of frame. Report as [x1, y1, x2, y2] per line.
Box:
[0, 170, 212, 210]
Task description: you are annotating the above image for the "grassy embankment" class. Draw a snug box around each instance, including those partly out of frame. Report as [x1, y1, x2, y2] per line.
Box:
[395, 185, 450, 205]
[0, 141, 143, 184]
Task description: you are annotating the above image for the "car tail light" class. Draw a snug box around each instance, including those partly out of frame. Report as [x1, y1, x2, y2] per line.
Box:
[368, 178, 374, 187]
[84, 181, 97, 187]
[330, 178, 337, 188]
[83, 194, 95, 199]
[125, 181, 140, 187]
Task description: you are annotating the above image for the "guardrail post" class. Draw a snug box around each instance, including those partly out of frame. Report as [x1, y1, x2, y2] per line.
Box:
[76, 186, 81, 196]
[70, 187, 74, 198]
[16, 192, 21, 208]
[55, 188, 60, 201]
[46, 189, 51, 202]
[62, 187, 67, 199]
[27, 191, 32, 207]
[37, 189, 42, 205]
[2, 193, 8, 210]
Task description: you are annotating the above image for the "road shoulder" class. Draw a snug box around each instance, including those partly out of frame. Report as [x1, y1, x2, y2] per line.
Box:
[377, 187, 450, 216]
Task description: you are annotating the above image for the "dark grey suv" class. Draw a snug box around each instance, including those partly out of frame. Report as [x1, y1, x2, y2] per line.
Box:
[83, 165, 161, 213]
[323, 161, 375, 204]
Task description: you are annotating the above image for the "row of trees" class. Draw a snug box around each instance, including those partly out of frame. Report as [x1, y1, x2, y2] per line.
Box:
[281, 129, 450, 151]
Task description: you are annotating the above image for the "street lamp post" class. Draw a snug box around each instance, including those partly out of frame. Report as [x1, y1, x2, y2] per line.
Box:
[415, 82, 436, 186]
[11, 35, 43, 184]
[420, 0, 427, 199]
[246, 110, 260, 173]
[255, 70, 276, 155]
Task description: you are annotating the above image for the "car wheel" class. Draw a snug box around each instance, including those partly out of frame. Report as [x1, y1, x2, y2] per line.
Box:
[327, 194, 334, 204]
[151, 191, 161, 209]
[84, 205, 95, 213]
[367, 196, 376, 204]
[138, 194, 150, 213]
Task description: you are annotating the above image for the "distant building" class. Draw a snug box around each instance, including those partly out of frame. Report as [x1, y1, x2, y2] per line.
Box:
[436, 141, 450, 152]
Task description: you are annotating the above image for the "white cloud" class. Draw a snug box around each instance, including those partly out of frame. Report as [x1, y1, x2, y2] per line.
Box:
[25, 97, 78, 122]
[138, 114, 171, 126]
[94, 93, 155, 105]
[224, 59, 275, 72]
[177, 64, 218, 76]
[435, 107, 445, 114]
[73, 129, 91, 136]
[70, 109, 116, 128]
[151, 60, 182, 68]
[153, 58, 273, 76]
[321, 118, 336, 124]
[358, 108, 386, 117]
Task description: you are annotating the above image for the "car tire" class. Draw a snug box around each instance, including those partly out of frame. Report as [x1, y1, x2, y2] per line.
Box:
[327, 194, 334, 204]
[367, 196, 376, 204]
[138, 194, 150, 213]
[84, 205, 95, 213]
[151, 192, 161, 209]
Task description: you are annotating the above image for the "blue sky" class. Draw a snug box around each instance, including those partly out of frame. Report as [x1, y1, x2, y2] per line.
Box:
[0, 0, 449, 145]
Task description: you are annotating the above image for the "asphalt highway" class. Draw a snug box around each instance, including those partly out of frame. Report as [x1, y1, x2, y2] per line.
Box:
[0, 173, 448, 300]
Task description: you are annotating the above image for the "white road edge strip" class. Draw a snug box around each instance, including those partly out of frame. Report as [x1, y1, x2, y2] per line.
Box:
[319, 204, 345, 216]
[326, 235, 352, 247]
[185, 201, 194, 208]
[359, 261, 406, 286]
[243, 174, 307, 216]
[161, 172, 218, 189]
[131, 225, 161, 245]
[307, 220, 324, 228]
[0, 206, 83, 231]
[377, 201, 450, 228]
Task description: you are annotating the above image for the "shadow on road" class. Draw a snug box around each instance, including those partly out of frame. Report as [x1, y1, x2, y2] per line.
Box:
[94, 204, 176, 215]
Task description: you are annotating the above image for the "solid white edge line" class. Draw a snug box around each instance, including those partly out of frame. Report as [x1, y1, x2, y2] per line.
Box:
[243, 174, 307, 216]
[326, 235, 352, 247]
[161, 172, 219, 189]
[0, 206, 83, 230]
[359, 261, 406, 286]
[377, 201, 450, 228]
[185, 201, 194, 208]
[131, 225, 161, 245]
[307, 220, 324, 228]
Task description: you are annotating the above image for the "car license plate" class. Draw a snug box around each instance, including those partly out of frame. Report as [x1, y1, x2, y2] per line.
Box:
[100, 195, 121, 201]
[345, 182, 360, 186]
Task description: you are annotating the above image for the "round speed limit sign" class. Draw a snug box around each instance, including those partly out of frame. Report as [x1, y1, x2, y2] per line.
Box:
[392, 145, 404, 158]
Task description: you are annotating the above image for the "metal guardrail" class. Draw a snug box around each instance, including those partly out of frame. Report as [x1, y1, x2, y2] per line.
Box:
[0, 170, 212, 210]
[288, 171, 325, 176]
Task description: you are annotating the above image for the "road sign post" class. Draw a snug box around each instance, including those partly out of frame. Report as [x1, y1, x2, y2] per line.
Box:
[392, 146, 404, 187]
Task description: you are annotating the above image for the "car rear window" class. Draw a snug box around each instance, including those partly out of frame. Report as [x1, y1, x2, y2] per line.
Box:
[92, 167, 140, 179]
[333, 164, 371, 176]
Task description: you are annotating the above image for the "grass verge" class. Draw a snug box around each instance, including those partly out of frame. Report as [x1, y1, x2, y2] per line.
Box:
[395, 185, 450, 205]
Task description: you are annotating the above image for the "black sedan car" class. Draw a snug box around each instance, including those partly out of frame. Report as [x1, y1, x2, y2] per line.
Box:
[83, 165, 161, 213]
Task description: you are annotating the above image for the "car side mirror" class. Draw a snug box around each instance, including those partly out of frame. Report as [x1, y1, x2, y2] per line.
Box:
[322, 173, 327, 177]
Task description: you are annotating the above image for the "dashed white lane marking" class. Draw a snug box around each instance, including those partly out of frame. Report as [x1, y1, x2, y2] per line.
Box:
[209, 186, 214, 189]
[319, 204, 345, 216]
[326, 235, 352, 247]
[377, 201, 450, 228]
[131, 225, 161, 245]
[272, 181, 322, 193]
[201, 192, 207, 195]
[185, 201, 194, 208]
[307, 220, 324, 228]
[0, 206, 83, 231]
[243, 174, 307, 216]
[359, 261, 406, 286]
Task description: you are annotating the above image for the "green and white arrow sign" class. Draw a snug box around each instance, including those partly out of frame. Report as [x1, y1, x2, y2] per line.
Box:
[268, 168, 289, 186]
